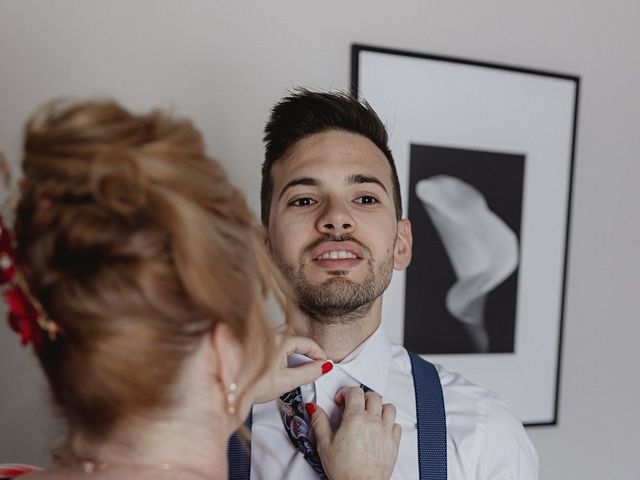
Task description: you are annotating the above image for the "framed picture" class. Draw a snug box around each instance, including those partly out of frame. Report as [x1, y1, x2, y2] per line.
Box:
[352, 44, 579, 426]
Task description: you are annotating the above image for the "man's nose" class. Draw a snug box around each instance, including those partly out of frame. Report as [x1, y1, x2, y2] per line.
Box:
[316, 198, 355, 235]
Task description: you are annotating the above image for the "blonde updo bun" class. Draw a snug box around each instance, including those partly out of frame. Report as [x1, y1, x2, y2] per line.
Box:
[14, 99, 276, 436]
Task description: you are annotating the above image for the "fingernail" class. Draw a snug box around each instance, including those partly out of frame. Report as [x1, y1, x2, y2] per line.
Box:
[321, 361, 333, 374]
[305, 403, 317, 416]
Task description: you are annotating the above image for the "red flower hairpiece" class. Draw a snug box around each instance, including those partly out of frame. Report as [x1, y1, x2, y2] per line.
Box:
[1, 214, 59, 351]
[0, 217, 15, 283]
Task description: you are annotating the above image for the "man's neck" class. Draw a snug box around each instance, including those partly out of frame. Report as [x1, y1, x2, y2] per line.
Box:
[289, 298, 383, 362]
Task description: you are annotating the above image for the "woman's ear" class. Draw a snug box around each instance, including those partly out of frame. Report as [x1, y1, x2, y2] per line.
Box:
[393, 219, 413, 271]
[208, 323, 243, 413]
[254, 224, 270, 248]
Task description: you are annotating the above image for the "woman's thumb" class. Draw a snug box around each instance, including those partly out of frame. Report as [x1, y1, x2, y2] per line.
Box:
[307, 403, 332, 450]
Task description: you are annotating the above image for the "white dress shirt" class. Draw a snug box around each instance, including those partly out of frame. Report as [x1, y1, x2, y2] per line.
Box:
[250, 325, 539, 479]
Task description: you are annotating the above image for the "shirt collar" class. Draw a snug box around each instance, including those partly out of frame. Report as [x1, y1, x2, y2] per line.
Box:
[327, 323, 392, 396]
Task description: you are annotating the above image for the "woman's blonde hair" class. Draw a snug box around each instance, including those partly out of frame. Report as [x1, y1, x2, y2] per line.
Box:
[14, 99, 277, 436]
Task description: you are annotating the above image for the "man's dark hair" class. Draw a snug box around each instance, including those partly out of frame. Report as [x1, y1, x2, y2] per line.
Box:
[261, 89, 402, 225]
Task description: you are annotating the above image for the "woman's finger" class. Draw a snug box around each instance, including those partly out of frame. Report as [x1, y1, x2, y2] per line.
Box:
[283, 335, 327, 360]
[337, 387, 366, 416]
[364, 391, 383, 416]
[278, 359, 333, 394]
[381, 403, 397, 427]
[308, 403, 333, 452]
[393, 422, 403, 444]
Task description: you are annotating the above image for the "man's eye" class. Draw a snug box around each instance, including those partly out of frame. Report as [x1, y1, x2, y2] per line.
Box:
[290, 197, 316, 207]
[355, 195, 378, 205]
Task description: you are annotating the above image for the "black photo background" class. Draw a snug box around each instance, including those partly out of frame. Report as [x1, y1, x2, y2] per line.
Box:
[404, 144, 525, 354]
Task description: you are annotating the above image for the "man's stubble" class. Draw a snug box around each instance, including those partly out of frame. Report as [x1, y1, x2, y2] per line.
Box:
[277, 239, 395, 325]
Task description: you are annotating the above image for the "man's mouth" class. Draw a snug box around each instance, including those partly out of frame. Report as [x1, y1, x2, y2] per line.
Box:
[315, 250, 358, 260]
[310, 241, 365, 261]
[308, 240, 366, 271]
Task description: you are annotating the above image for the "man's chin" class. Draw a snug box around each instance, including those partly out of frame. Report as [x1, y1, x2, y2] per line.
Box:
[291, 270, 387, 323]
[316, 274, 360, 287]
[308, 269, 361, 282]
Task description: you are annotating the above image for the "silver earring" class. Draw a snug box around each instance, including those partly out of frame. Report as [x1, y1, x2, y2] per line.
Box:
[227, 382, 237, 415]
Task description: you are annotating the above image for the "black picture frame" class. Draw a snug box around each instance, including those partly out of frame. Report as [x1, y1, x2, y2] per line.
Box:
[352, 44, 579, 426]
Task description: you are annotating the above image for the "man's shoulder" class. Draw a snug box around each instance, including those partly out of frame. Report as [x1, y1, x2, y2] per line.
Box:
[432, 360, 501, 406]
[433, 361, 522, 432]
[397, 348, 538, 477]
[395, 346, 528, 441]
[403, 351, 497, 417]
[394, 345, 502, 406]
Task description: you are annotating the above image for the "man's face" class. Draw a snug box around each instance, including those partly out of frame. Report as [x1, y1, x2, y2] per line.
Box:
[267, 130, 411, 323]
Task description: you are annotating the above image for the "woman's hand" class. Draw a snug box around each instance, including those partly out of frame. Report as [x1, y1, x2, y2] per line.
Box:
[253, 334, 332, 404]
[309, 387, 402, 480]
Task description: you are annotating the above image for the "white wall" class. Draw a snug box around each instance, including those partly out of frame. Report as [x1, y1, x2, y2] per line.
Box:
[1, 1, 638, 478]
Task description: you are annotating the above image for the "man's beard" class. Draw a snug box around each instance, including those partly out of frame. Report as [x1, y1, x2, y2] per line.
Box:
[278, 237, 394, 324]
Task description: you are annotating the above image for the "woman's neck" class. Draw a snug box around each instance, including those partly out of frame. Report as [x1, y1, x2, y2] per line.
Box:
[67, 413, 227, 479]
[64, 344, 232, 479]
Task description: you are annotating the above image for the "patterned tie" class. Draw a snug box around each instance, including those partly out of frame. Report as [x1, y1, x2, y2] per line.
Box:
[278, 383, 374, 479]
[278, 387, 328, 479]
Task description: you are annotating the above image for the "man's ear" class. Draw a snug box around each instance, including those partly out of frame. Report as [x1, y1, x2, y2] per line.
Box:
[393, 218, 412, 271]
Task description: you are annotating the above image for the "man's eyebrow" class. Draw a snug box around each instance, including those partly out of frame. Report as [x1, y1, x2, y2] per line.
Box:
[348, 174, 389, 195]
[277, 177, 319, 200]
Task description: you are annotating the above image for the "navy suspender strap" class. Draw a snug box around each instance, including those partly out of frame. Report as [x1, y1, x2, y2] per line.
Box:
[227, 413, 252, 480]
[409, 351, 448, 480]
[227, 354, 448, 480]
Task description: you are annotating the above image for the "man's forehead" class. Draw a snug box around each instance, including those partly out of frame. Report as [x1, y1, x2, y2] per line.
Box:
[272, 131, 393, 187]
